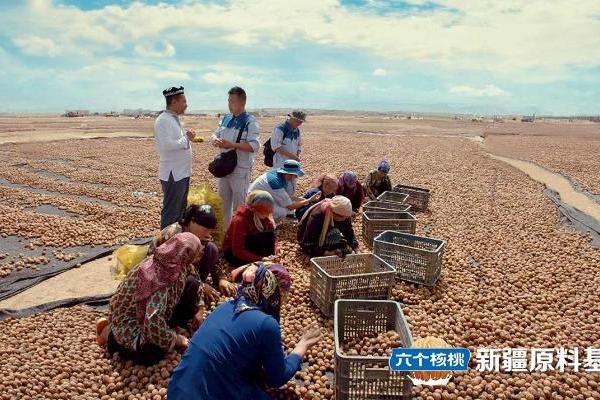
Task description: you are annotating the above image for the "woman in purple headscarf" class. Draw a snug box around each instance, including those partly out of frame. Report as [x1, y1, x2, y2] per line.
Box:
[336, 171, 365, 212]
[168, 262, 322, 400]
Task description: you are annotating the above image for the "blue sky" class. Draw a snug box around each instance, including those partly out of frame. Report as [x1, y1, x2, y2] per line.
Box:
[0, 0, 599, 115]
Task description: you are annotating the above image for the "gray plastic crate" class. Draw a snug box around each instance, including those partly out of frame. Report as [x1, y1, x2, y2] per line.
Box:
[376, 191, 409, 205]
[363, 200, 411, 213]
[374, 231, 445, 286]
[362, 211, 417, 249]
[391, 184, 431, 212]
[310, 253, 396, 317]
[334, 299, 413, 400]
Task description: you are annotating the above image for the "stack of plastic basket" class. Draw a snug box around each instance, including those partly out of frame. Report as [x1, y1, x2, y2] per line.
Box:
[392, 184, 431, 212]
[374, 230, 445, 286]
[309, 253, 396, 317]
[363, 192, 411, 213]
[334, 299, 414, 400]
[362, 208, 417, 249]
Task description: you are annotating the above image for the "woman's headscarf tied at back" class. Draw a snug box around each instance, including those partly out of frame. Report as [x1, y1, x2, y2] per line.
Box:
[339, 171, 358, 192]
[378, 160, 391, 173]
[231, 262, 291, 322]
[314, 174, 338, 195]
[299, 195, 353, 248]
[135, 232, 203, 324]
[245, 190, 275, 231]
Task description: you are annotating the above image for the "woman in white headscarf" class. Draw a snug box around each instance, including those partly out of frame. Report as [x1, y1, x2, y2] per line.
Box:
[297, 195, 359, 257]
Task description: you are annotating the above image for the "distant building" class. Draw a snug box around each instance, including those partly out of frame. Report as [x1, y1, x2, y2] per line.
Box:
[521, 114, 536, 122]
[64, 109, 90, 117]
[123, 108, 155, 117]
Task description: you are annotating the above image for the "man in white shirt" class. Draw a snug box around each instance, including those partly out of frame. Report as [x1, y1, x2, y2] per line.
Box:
[211, 87, 260, 227]
[271, 110, 305, 169]
[154, 86, 196, 229]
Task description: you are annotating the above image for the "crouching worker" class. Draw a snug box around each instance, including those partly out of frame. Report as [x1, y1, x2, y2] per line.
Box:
[248, 159, 320, 222]
[168, 262, 322, 400]
[151, 204, 237, 299]
[336, 171, 365, 213]
[365, 160, 392, 200]
[297, 195, 359, 257]
[295, 174, 338, 220]
[96, 233, 204, 365]
[223, 191, 278, 267]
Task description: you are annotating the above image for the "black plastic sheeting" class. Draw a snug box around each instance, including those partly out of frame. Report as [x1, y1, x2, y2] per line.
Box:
[0, 294, 110, 321]
[0, 237, 151, 308]
[4, 185, 599, 321]
[544, 188, 600, 246]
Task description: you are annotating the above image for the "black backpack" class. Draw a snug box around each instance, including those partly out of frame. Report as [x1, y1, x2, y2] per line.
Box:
[263, 139, 276, 167]
[263, 123, 296, 167]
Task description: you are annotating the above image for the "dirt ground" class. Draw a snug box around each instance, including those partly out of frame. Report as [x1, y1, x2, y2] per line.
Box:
[0, 255, 117, 310]
[1, 115, 599, 400]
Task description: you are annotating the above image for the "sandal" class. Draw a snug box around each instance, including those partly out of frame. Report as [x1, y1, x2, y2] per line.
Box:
[96, 317, 109, 346]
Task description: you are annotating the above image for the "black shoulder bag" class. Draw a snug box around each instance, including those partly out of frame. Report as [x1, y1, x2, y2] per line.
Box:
[208, 114, 248, 178]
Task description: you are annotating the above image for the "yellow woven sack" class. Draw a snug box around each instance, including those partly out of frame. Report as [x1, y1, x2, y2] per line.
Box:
[113, 244, 149, 280]
[187, 183, 225, 246]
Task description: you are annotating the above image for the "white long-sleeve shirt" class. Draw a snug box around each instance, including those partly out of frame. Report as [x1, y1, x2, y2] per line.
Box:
[271, 121, 302, 170]
[154, 110, 192, 182]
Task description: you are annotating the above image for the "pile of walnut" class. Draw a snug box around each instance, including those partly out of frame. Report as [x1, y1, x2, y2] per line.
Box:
[342, 330, 404, 357]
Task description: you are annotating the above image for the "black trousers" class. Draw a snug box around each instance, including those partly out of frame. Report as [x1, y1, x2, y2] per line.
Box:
[107, 276, 200, 365]
[223, 249, 249, 269]
[160, 172, 190, 230]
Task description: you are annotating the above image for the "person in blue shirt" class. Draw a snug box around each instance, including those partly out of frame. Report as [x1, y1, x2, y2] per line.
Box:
[271, 110, 305, 170]
[248, 160, 320, 222]
[167, 262, 322, 400]
[212, 86, 261, 227]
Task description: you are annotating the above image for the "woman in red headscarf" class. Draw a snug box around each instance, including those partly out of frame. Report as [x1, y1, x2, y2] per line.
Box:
[96, 232, 204, 365]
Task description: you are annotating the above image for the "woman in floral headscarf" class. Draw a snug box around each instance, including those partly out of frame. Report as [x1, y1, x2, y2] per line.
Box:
[168, 263, 322, 400]
[95, 232, 204, 365]
[336, 171, 365, 212]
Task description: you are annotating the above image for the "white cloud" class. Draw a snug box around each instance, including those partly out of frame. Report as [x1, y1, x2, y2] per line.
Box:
[134, 42, 176, 58]
[202, 66, 246, 85]
[73, 59, 192, 83]
[449, 84, 509, 97]
[2, 0, 598, 80]
[0, 0, 598, 115]
[13, 35, 61, 57]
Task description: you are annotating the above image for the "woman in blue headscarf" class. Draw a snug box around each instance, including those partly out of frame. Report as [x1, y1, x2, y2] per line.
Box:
[167, 262, 322, 400]
[365, 160, 393, 200]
